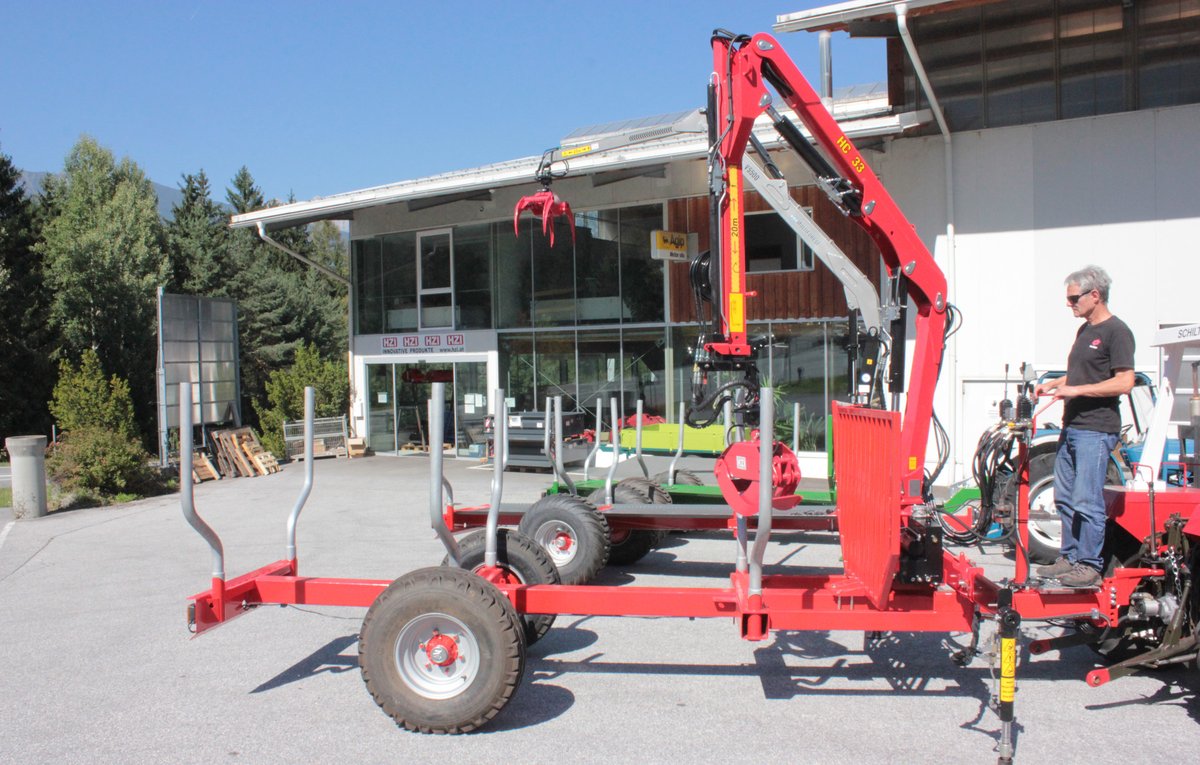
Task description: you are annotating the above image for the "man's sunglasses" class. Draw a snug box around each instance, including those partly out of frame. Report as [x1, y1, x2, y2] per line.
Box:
[1067, 291, 1093, 305]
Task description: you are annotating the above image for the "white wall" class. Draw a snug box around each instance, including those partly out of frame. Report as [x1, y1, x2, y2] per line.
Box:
[877, 103, 1200, 483]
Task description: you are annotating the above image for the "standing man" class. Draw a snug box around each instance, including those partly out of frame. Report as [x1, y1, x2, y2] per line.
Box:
[1035, 266, 1135, 587]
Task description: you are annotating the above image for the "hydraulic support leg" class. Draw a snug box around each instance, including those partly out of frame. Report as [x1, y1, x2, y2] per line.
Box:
[996, 588, 1022, 765]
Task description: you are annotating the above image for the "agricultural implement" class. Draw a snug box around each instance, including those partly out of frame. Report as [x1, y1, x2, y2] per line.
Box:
[185, 32, 1199, 763]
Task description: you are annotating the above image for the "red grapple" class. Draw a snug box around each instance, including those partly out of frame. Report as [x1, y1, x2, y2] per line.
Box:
[513, 189, 575, 247]
[715, 435, 802, 516]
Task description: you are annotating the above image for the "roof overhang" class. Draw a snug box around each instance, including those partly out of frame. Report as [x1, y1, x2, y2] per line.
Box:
[232, 105, 929, 232]
[774, 0, 996, 34]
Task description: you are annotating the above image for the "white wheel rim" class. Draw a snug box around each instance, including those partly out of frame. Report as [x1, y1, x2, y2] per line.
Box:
[394, 612, 481, 700]
[533, 520, 578, 566]
[1026, 475, 1061, 547]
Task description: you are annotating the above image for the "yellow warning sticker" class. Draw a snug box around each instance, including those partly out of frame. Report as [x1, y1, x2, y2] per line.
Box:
[908, 456, 917, 471]
[561, 144, 596, 158]
[729, 293, 745, 334]
[1000, 638, 1016, 702]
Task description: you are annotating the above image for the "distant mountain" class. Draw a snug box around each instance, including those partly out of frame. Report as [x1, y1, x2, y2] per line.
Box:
[18, 170, 185, 221]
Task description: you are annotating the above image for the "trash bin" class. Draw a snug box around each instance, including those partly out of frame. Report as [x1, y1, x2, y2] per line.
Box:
[5, 435, 48, 519]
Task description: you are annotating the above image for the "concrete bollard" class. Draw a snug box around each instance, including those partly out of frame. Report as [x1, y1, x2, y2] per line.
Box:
[5, 435, 48, 519]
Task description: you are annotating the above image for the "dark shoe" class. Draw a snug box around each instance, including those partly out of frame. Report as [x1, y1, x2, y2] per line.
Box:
[1058, 563, 1102, 588]
[1036, 557, 1073, 578]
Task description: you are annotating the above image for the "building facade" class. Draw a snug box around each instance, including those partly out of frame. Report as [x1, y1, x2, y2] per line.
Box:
[234, 0, 1200, 483]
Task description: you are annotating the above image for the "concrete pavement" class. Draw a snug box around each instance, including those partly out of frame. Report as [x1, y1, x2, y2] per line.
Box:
[0, 452, 1195, 764]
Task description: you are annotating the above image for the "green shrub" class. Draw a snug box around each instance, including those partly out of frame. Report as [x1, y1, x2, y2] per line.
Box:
[254, 343, 349, 458]
[47, 350, 160, 502]
[47, 425, 156, 497]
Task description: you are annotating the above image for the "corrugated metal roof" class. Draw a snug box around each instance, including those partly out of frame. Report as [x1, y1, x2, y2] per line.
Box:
[231, 93, 926, 231]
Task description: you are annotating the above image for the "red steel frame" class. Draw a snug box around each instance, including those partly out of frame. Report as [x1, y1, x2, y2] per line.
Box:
[187, 35, 1188, 710]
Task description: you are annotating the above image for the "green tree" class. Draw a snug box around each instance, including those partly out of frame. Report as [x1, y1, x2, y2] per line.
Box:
[37, 136, 168, 439]
[0, 144, 55, 441]
[222, 168, 347, 426]
[166, 170, 228, 295]
[49, 349, 137, 437]
[254, 343, 349, 457]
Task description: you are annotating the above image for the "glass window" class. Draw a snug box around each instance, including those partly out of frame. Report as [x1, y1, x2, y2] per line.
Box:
[744, 210, 815, 273]
[418, 230, 453, 329]
[499, 333, 535, 411]
[454, 223, 492, 329]
[536, 332, 578, 409]
[353, 238, 383, 334]
[756, 322, 838, 451]
[618, 204, 665, 323]
[1137, 0, 1200, 108]
[381, 232, 417, 332]
[532, 218, 576, 327]
[577, 329, 624, 417]
[496, 222, 532, 328]
[623, 327, 668, 417]
[574, 210, 623, 325]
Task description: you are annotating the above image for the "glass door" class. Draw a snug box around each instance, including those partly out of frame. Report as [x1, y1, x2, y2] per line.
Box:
[454, 361, 489, 457]
[366, 364, 396, 453]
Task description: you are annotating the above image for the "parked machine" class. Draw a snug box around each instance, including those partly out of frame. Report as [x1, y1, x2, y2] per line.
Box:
[183, 32, 1199, 763]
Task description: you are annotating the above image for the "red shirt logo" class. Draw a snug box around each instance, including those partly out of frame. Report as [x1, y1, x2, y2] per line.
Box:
[1090, 338, 1101, 349]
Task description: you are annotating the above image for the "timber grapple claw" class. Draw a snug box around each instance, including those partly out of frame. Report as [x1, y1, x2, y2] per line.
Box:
[513, 188, 575, 247]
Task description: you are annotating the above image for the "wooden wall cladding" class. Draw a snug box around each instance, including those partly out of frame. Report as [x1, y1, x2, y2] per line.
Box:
[667, 185, 881, 323]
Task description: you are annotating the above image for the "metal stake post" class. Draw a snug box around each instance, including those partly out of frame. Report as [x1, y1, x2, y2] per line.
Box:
[554, 396, 576, 495]
[285, 386, 315, 571]
[634, 399, 649, 477]
[428, 382, 461, 566]
[484, 390, 509, 568]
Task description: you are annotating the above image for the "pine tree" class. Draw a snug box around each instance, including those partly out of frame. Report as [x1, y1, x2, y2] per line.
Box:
[0, 144, 54, 440]
[166, 170, 228, 295]
[37, 136, 168, 440]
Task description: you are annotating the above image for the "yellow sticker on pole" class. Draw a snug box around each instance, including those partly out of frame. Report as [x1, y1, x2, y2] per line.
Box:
[729, 293, 745, 334]
[1000, 637, 1016, 702]
[729, 168, 742, 292]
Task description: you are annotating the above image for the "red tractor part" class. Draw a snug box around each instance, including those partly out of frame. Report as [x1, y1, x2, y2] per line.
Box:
[714, 436, 802, 516]
[513, 188, 575, 247]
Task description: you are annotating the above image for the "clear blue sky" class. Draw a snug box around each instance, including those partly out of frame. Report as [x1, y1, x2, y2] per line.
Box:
[1, 1, 886, 204]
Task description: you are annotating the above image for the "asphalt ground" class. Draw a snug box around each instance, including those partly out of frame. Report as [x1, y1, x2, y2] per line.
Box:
[0, 453, 1196, 764]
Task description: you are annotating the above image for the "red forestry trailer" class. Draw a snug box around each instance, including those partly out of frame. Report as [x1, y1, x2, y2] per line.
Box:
[184, 32, 1199, 763]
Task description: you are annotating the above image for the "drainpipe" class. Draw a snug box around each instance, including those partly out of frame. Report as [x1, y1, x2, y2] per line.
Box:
[255, 222, 358, 436]
[818, 30, 833, 108]
[895, 3, 961, 482]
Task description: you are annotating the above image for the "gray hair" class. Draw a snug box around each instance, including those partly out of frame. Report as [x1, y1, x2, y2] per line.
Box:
[1065, 265, 1112, 303]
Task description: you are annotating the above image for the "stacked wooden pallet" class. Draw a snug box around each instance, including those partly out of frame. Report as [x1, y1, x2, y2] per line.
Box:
[209, 427, 280, 478]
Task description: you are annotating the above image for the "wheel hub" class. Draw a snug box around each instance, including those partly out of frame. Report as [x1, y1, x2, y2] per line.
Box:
[424, 631, 459, 667]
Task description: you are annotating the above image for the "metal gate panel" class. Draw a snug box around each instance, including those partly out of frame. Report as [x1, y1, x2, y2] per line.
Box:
[832, 402, 901, 608]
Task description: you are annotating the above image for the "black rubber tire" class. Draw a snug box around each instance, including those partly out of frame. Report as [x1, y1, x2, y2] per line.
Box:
[653, 468, 705, 486]
[1025, 446, 1060, 565]
[589, 478, 671, 565]
[517, 494, 610, 585]
[441, 528, 560, 647]
[359, 567, 525, 734]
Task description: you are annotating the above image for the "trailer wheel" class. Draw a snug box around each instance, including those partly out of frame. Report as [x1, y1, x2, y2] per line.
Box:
[589, 478, 670, 566]
[518, 494, 610, 585]
[653, 468, 705, 486]
[359, 567, 525, 734]
[442, 528, 560, 646]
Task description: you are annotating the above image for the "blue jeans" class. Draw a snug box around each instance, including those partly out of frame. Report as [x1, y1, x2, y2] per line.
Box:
[1054, 427, 1119, 572]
